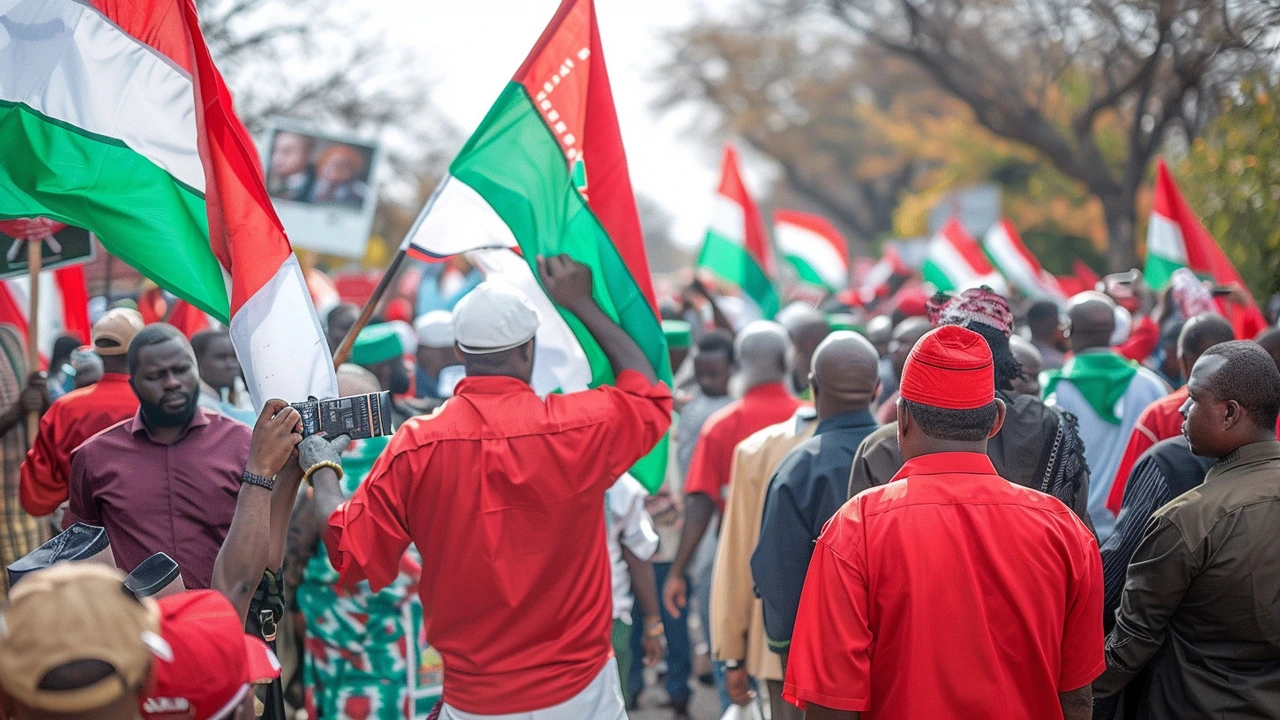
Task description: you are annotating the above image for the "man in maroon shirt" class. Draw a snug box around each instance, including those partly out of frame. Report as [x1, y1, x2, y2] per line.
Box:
[69, 323, 251, 589]
[21, 308, 144, 523]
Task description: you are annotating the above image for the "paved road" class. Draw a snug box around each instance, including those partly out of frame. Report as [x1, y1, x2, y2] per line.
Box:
[628, 679, 721, 720]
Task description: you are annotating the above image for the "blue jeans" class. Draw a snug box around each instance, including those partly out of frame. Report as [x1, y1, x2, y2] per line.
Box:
[629, 562, 692, 705]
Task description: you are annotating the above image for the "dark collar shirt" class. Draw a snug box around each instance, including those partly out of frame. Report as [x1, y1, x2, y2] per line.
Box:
[1097, 440, 1280, 718]
[751, 408, 878, 655]
[1100, 436, 1215, 630]
[68, 407, 250, 589]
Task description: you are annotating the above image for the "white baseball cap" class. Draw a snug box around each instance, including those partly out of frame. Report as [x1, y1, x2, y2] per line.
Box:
[414, 310, 455, 349]
[452, 281, 540, 354]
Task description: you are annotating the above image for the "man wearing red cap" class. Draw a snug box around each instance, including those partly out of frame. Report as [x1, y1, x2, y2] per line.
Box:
[784, 325, 1104, 719]
[140, 590, 282, 720]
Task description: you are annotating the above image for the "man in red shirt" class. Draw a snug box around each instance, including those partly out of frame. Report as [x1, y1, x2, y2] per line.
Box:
[784, 325, 1104, 720]
[20, 308, 143, 523]
[662, 321, 800, 621]
[307, 256, 672, 719]
[1105, 312, 1234, 514]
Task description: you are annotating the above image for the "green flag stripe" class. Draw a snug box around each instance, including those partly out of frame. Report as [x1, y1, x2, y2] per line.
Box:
[446, 82, 671, 490]
[921, 259, 957, 292]
[784, 254, 835, 292]
[698, 232, 780, 317]
[1143, 254, 1184, 290]
[0, 101, 230, 320]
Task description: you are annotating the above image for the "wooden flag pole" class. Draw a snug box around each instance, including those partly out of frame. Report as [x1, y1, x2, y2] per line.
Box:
[331, 248, 408, 368]
[25, 238, 42, 445]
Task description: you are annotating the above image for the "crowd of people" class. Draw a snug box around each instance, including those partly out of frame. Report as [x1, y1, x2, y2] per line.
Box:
[1, 255, 1280, 720]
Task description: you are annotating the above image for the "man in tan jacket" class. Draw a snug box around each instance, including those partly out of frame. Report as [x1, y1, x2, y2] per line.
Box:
[709, 407, 816, 719]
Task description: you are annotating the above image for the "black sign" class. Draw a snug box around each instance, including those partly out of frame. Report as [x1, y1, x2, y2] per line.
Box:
[0, 224, 95, 279]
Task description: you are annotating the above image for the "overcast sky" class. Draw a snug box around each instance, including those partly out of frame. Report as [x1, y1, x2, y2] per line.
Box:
[361, 0, 767, 249]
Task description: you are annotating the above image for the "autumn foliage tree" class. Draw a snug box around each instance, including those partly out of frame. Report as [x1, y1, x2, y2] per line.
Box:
[814, 0, 1280, 270]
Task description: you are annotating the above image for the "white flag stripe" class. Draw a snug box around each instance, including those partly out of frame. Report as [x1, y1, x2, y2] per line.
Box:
[403, 175, 519, 256]
[776, 221, 847, 288]
[0, 0, 205, 192]
[983, 223, 1059, 301]
[1146, 212, 1188, 264]
[707, 193, 746, 245]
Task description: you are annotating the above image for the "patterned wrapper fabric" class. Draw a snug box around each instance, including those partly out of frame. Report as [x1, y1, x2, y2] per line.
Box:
[0, 323, 47, 599]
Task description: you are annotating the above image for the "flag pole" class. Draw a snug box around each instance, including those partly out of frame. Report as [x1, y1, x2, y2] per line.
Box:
[25, 238, 42, 446]
[332, 176, 453, 368]
[331, 249, 407, 367]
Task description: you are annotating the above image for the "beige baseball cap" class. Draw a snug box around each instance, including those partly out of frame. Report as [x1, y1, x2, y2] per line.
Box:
[92, 308, 145, 356]
[0, 563, 162, 714]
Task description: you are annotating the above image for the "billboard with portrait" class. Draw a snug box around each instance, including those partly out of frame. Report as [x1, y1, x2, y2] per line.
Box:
[261, 122, 382, 258]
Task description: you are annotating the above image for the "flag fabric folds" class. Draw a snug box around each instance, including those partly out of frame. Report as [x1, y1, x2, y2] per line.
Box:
[696, 145, 779, 318]
[1145, 158, 1265, 338]
[0, 0, 336, 408]
[400, 0, 670, 492]
[983, 218, 1064, 302]
[775, 209, 849, 293]
[923, 217, 1007, 294]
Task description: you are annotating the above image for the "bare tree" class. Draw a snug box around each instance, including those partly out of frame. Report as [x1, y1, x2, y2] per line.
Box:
[813, 0, 1280, 269]
[656, 15, 938, 245]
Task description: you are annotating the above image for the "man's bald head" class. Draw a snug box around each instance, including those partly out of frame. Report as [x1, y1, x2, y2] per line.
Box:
[1178, 313, 1235, 379]
[337, 363, 382, 396]
[889, 317, 933, 380]
[1256, 328, 1280, 374]
[735, 320, 792, 390]
[1066, 291, 1117, 352]
[778, 303, 832, 391]
[810, 331, 880, 420]
[865, 315, 893, 356]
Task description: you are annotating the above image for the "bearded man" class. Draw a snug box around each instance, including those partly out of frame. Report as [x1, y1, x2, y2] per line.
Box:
[69, 323, 251, 589]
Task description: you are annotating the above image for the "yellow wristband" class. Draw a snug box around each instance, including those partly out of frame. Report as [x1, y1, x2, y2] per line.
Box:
[303, 460, 344, 484]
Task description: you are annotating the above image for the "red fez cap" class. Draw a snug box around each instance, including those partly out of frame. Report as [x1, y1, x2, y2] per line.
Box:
[899, 325, 995, 410]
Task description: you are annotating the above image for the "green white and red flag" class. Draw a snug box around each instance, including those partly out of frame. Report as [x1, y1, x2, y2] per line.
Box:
[775, 209, 849, 293]
[0, 0, 336, 407]
[982, 218, 1064, 302]
[923, 216, 1007, 294]
[1144, 158, 1265, 338]
[400, 0, 670, 491]
[696, 145, 779, 318]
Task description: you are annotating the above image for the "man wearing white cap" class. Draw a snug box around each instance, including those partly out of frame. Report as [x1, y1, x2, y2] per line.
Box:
[304, 255, 672, 719]
[413, 310, 464, 401]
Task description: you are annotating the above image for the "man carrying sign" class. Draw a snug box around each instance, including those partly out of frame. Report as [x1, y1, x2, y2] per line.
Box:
[307, 255, 672, 719]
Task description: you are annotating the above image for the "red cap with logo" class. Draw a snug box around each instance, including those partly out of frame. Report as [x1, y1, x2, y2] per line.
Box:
[140, 590, 281, 720]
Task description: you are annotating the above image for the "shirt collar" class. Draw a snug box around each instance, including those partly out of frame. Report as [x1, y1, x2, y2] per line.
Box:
[453, 374, 535, 397]
[891, 451, 999, 483]
[814, 408, 877, 436]
[128, 405, 212, 443]
[1214, 439, 1280, 471]
[742, 382, 792, 403]
[97, 373, 131, 384]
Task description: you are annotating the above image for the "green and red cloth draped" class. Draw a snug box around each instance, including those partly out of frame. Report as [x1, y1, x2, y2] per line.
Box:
[399, 0, 670, 491]
[1, 0, 336, 406]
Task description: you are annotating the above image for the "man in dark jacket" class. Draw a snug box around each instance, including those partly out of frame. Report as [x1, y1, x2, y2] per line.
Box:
[849, 289, 1092, 529]
[751, 332, 880, 675]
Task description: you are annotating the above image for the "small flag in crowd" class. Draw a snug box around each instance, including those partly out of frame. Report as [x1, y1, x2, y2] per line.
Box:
[400, 0, 671, 491]
[0, 0, 336, 407]
[1145, 158, 1265, 338]
[983, 218, 1064, 302]
[922, 217, 1007, 294]
[0, 220, 91, 361]
[697, 145, 780, 318]
[775, 209, 849, 294]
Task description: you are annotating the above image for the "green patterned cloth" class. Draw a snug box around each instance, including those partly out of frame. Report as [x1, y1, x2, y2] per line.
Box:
[298, 435, 442, 719]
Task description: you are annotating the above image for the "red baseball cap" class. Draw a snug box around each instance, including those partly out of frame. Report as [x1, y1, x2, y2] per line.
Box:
[140, 590, 281, 720]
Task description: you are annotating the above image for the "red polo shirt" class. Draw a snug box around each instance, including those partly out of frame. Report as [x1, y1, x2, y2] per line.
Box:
[21, 373, 139, 519]
[326, 370, 671, 715]
[784, 452, 1104, 718]
[1106, 386, 1188, 514]
[683, 382, 800, 510]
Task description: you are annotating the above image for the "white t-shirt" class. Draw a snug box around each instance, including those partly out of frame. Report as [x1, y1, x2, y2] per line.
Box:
[605, 474, 659, 622]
